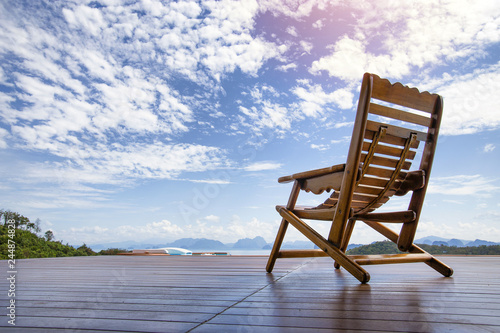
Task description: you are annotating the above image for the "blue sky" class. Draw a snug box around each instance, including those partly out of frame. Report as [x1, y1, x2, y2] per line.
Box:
[0, 0, 499, 246]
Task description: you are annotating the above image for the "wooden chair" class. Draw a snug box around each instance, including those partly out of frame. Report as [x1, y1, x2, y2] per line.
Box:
[266, 73, 453, 283]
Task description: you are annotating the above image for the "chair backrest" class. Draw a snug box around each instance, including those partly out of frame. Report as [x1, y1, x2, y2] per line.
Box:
[328, 73, 443, 251]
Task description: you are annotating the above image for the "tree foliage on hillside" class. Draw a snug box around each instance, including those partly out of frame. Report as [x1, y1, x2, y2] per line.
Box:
[0, 225, 97, 259]
[418, 244, 500, 255]
[347, 240, 500, 255]
[1, 209, 41, 233]
[347, 241, 403, 255]
[0, 209, 133, 259]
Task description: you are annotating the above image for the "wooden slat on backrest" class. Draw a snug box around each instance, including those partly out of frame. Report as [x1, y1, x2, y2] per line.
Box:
[366, 166, 408, 179]
[352, 94, 423, 213]
[360, 154, 412, 170]
[356, 75, 434, 215]
[366, 120, 427, 142]
[362, 141, 417, 160]
[370, 75, 438, 113]
[369, 103, 431, 127]
[365, 130, 420, 149]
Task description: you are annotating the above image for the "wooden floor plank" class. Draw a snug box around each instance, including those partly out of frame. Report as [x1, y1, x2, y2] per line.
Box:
[1, 255, 500, 332]
[205, 314, 498, 332]
[220, 306, 500, 326]
[232, 300, 500, 316]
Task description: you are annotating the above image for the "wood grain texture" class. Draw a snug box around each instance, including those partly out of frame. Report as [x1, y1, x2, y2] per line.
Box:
[1, 256, 499, 332]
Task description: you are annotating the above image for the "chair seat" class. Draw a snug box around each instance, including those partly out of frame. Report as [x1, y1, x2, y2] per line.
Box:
[276, 205, 417, 223]
[276, 205, 334, 221]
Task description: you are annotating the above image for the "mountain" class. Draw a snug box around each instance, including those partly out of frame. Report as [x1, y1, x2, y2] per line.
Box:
[414, 236, 451, 245]
[166, 238, 228, 250]
[347, 243, 364, 251]
[88, 235, 500, 252]
[233, 236, 267, 249]
[432, 241, 449, 246]
[281, 240, 315, 249]
[88, 240, 162, 252]
[466, 239, 500, 247]
[448, 238, 465, 247]
[413, 236, 497, 247]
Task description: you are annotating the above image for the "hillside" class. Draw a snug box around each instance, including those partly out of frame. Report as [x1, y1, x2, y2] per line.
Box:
[0, 225, 95, 259]
[347, 240, 500, 255]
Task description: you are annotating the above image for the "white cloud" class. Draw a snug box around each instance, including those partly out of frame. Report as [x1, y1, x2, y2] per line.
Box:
[311, 143, 329, 151]
[11, 142, 227, 187]
[310, 1, 500, 81]
[204, 215, 220, 222]
[58, 219, 184, 244]
[286, 26, 298, 37]
[194, 0, 282, 80]
[0, 127, 8, 148]
[62, 215, 279, 245]
[239, 84, 292, 133]
[333, 121, 353, 129]
[1, 0, 288, 188]
[183, 215, 278, 243]
[276, 63, 298, 72]
[310, 35, 374, 81]
[428, 175, 500, 196]
[312, 19, 324, 29]
[258, 0, 332, 19]
[484, 144, 495, 153]
[300, 40, 313, 54]
[244, 161, 282, 172]
[188, 179, 232, 185]
[433, 66, 500, 135]
[416, 219, 500, 243]
[0, 66, 5, 83]
[240, 80, 354, 135]
[292, 80, 354, 117]
[63, 5, 106, 36]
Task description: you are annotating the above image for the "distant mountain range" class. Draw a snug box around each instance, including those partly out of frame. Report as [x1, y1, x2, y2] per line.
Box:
[414, 236, 500, 247]
[88, 236, 314, 252]
[87, 235, 500, 252]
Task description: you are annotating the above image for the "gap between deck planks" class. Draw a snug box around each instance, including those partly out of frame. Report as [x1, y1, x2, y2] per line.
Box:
[1, 255, 499, 332]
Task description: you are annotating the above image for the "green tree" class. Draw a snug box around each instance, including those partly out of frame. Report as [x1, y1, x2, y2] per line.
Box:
[99, 248, 129, 255]
[347, 240, 403, 255]
[0, 225, 97, 259]
[45, 230, 54, 241]
[0, 209, 100, 259]
[77, 243, 95, 256]
[1, 210, 30, 229]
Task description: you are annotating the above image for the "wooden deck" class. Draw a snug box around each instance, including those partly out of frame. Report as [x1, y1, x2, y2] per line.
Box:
[1, 255, 500, 332]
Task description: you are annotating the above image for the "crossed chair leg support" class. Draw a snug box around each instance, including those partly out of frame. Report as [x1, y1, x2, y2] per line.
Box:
[266, 209, 453, 284]
[267, 208, 370, 284]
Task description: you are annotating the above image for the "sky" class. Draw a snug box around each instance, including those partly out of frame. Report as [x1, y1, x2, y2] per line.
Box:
[0, 0, 499, 247]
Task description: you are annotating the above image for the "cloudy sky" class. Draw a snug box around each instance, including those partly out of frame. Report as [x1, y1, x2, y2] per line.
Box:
[1, 0, 499, 247]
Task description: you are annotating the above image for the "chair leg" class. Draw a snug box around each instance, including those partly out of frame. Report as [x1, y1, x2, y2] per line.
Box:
[266, 218, 289, 273]
[363, 220, 453, 278]
[334, 218, 356, 269]
[279, 208, 370, 283]
[409, 244, 454, 277]
[267, 180, 302, 273]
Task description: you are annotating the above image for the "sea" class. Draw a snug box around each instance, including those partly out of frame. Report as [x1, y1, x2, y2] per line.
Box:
[194, 249, 271, 256]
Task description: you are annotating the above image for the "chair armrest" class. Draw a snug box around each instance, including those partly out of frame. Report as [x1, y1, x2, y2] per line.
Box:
[394, 170, 426, 196]
[278, 164, 351, 195]
[278, 164, 346, 183]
